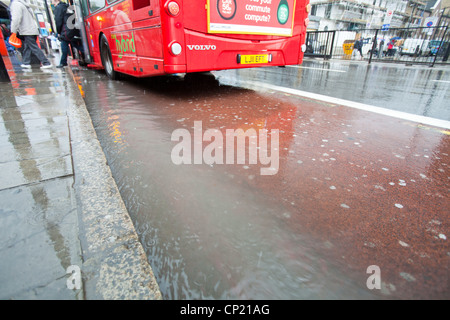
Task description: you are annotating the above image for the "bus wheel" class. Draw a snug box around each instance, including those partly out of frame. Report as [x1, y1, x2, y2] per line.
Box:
[100, 34, 119, 80]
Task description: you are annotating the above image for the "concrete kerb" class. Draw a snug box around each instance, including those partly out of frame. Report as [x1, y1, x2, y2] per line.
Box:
[65, 66, 162, 300]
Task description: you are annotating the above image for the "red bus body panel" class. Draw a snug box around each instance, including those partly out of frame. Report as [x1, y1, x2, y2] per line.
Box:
[81, 0, 308, 77]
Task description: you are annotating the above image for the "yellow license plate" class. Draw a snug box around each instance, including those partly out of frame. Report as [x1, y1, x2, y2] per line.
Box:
[240, 54, 269, 64]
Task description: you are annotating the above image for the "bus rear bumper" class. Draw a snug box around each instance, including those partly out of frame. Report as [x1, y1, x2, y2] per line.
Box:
[183, 30, 302, 73]
[164, 64, 187, 74]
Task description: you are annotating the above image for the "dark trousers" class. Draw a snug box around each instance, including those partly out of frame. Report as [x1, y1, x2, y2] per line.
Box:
[22, 35, 49, 65]
[60, 39, 84, 65]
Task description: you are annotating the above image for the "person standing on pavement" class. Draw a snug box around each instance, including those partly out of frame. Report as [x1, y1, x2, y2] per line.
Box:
[52, 0, 84, 68]
[354, 37, 364, 60]
[387, 40, 395, 57]
[9, 0, 52, 69]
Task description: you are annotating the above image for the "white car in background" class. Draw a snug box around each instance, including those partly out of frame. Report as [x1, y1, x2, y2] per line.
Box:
[400, 39, 428, 56]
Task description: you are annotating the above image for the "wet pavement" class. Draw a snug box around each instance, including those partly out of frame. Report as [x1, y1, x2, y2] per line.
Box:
[73, 61, 449, 300]
[0, 54, 161, 299]
[1, 48, 448, 300]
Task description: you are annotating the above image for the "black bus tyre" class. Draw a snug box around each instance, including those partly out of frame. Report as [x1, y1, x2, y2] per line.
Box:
[100, 34, 119, 80]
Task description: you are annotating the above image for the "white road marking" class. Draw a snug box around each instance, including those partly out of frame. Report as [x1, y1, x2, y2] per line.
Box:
[287, 65, 347, 73]
[432, 80, 450, 83]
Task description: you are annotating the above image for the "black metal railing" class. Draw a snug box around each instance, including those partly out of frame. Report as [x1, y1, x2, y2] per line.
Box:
[304, 30, 336, 59]
[305, 26, 450, 66]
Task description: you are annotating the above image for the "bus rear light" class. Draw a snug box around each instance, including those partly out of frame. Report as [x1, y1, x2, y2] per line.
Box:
[306, 4, 311, 13]
[167, 1, 180, 16]
[304, 18, 310, 27]
[301, 44, 307, 53]
[170, 42, 182, 55]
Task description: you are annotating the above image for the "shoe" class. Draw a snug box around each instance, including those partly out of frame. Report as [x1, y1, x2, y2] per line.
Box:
[40, 63, 53, 69]
[56, 64, 67, 68]
[21, 64, 32, 68]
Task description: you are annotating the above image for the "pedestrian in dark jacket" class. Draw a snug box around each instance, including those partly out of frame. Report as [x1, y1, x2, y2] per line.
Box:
[52, 0, 84, 68]
[354, 37, 364, 59]
[10, 0, 52, 69]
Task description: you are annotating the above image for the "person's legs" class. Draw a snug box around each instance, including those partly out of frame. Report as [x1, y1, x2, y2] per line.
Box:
[62, 40, 87, 66]
[58, 39, 69, 66]
[23, 35, 51, 66]
[73, 41, 86, 64]
[74, 42, 84, 56]
[21, 37, 32, 65]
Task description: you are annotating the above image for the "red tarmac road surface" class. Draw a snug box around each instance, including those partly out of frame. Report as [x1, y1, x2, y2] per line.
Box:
[2, 51, 448, 299]
[72, 68, 449, 299]
[160, 83, 449, 299]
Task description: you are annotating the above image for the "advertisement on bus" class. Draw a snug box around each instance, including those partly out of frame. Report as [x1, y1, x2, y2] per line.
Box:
[208, 0, 296, 36]
[75, 0, 308, 79]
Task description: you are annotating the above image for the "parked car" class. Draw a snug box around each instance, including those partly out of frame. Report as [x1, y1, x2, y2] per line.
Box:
[400, 38, 426, 56]
[423, 40, 449, 56]
[437, 41, 450, 57]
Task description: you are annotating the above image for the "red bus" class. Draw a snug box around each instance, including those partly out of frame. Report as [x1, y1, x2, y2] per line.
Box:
[74, 0, 310, 79]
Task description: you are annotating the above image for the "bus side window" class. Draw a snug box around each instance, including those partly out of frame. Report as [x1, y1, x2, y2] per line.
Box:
[133, 0, 150, 11]
[80, 0, 89, 17]
[89, 0, 106, 12]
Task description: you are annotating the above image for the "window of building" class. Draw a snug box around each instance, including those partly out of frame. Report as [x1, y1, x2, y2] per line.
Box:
[325, 3, 332, 19]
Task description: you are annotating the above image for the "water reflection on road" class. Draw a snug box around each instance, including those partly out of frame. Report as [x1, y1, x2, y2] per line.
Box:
[76, 68, 449, 300]
[215, 60, 450, 121]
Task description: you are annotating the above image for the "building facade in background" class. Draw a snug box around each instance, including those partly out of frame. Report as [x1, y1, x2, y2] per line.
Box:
[1, 0, 47, 16]
[0, 0, 53, 34]
[308, 0, 437, 31]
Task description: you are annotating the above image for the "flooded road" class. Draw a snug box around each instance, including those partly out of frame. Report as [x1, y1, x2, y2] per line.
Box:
[73, 66, 449, 300]
[216, 60, 450, 121]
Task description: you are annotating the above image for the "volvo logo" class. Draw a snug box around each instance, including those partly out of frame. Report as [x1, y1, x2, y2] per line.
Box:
[187, 45, 217, 51]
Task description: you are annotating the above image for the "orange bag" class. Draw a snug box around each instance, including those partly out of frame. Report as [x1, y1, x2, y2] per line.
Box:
[9, 33, 22, 48]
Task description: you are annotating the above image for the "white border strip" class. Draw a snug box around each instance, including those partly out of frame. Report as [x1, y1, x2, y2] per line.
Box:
[209, 23, 292, 36]
[243, 81, 450, 130]
[432, 80, 450, 83]
[286, 65, 347, 73]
